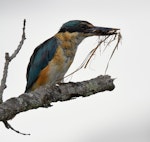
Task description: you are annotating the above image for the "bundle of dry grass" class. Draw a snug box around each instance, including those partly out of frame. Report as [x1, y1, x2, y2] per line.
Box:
[65, 31, 122, 79]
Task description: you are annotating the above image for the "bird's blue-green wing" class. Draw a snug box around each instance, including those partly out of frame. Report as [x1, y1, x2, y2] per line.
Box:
[25, 37, 58, 92]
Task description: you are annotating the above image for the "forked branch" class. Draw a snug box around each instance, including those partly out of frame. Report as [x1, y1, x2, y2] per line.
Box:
[0, 19, 26, 103]
[0, 20, 119, 135]
[0, 19, 27, 135]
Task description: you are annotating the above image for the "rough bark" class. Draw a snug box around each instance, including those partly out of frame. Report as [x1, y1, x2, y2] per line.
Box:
[0, 20, 117, 135]
[0, 75, 114, 121]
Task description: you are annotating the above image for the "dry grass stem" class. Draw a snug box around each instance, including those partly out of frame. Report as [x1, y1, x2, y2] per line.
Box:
[65, 32, 122, 79]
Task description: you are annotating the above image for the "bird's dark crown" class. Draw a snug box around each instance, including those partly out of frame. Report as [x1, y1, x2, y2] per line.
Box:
[59, 20, 94, 33]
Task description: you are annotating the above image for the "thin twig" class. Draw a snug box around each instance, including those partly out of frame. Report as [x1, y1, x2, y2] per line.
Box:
[9, 19, 26, 61]
[3, 121, 30, 135]
[0, 19, 26, 103]
[0, 19, 27, 135]
[0, 53, 10, 104]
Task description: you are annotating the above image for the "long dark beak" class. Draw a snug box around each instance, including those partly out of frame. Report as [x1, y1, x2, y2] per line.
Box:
[86, 26, 120, 36]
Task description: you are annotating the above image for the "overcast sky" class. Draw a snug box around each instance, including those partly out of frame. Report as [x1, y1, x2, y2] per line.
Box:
[0, 0, 150, 142]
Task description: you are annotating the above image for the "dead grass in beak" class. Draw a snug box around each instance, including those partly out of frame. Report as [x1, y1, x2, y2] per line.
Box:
[64, 32, 122, 79]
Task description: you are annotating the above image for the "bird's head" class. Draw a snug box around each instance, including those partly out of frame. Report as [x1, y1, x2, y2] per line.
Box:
[59, 20, 119, 37]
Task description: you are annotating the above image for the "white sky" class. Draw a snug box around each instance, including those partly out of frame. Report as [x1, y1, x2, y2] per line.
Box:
[0, 0, 150, 142]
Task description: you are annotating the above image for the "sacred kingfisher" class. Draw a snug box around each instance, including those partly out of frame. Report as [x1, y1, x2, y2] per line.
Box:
[25, 20, 118, 92]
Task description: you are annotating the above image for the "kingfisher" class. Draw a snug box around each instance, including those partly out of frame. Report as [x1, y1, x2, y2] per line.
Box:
[25, 20, 118, 92]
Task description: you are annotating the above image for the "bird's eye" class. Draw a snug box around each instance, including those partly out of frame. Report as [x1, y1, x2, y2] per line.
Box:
[80, 24, 89, 30]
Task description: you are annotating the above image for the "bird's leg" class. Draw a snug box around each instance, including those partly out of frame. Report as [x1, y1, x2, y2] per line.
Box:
[55, 78, 64, 86]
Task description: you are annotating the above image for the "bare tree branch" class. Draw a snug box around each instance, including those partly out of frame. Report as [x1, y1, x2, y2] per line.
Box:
[0, 20, 116, 135]
[0, 19, 26, 104]
[0, 75, 115, 122]
[0, 19, 26, 135]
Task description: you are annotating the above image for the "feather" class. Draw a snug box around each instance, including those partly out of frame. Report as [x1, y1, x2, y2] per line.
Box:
[25, 37, 58, 92]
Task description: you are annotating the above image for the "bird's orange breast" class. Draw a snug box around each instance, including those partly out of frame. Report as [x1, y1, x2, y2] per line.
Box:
[31, 44, 74, 91]
[30, 32, 83, 91]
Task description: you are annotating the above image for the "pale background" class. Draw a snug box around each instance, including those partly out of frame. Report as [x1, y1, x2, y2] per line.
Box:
[0, 0, 150, 142]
